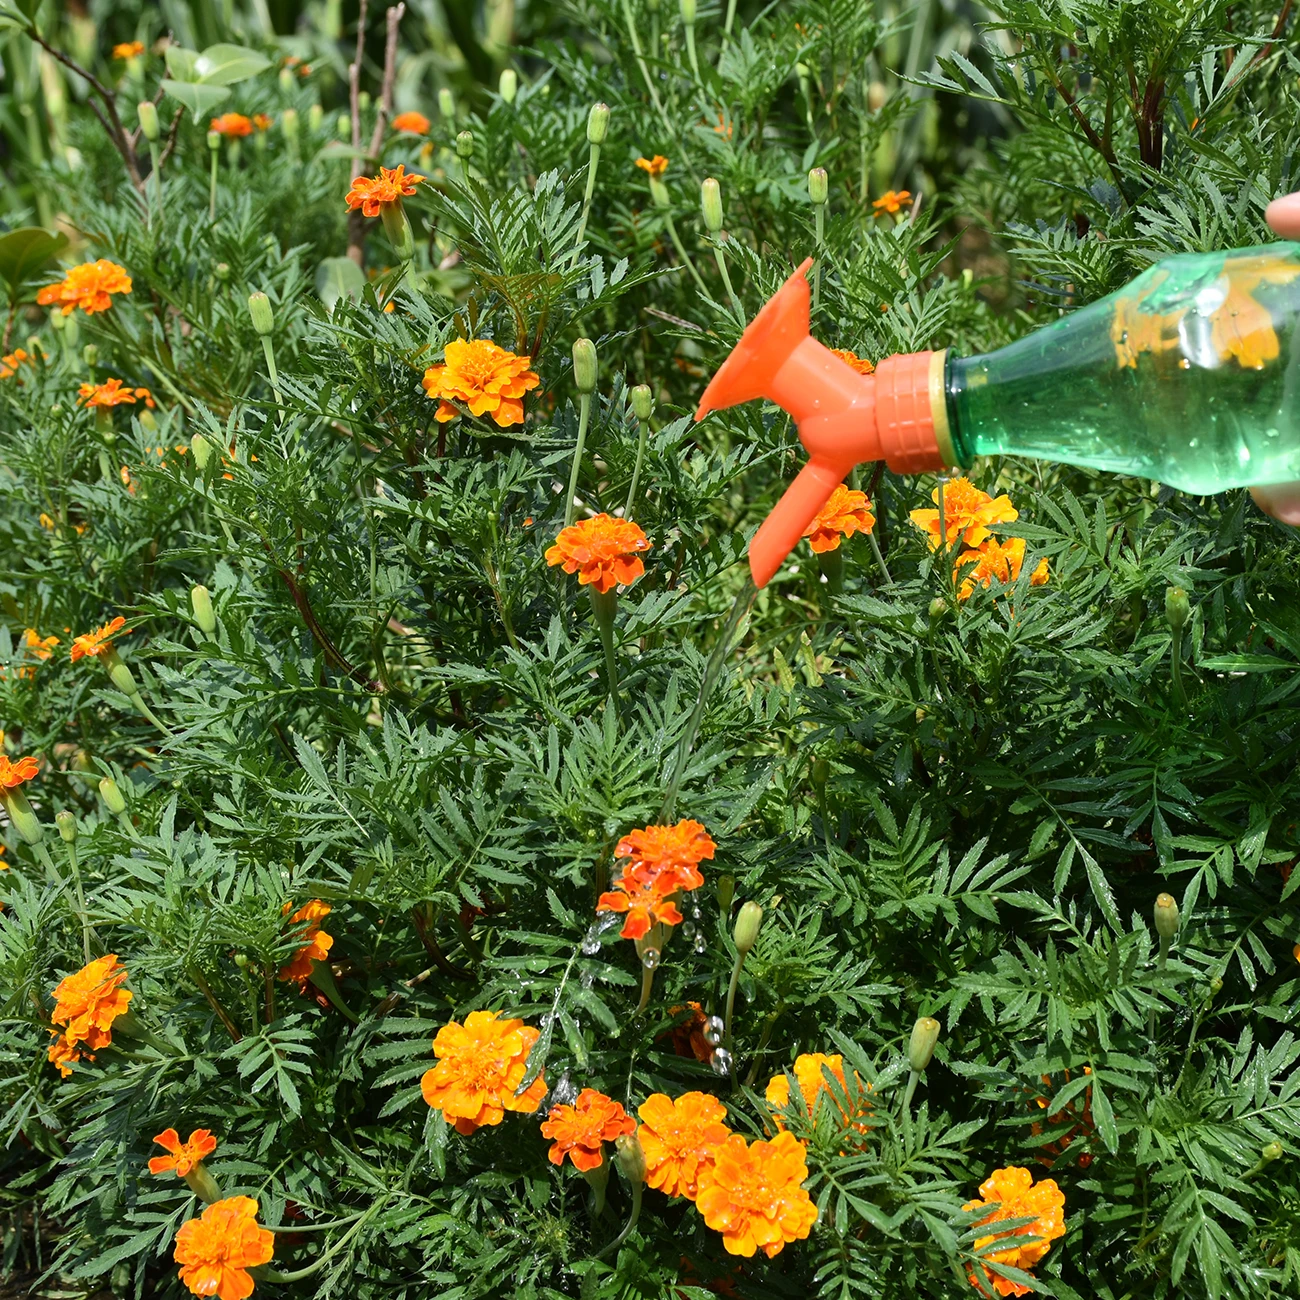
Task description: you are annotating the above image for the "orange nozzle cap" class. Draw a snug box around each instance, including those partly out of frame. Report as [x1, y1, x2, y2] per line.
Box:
[695, 258, 949, 588]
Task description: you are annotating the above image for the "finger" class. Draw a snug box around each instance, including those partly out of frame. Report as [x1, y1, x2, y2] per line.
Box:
[1250, 481, 1300, 525]
[1265, 193, 1300, 239]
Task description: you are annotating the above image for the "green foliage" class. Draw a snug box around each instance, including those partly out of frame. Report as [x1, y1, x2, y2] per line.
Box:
[2, 2, 1300, 1299]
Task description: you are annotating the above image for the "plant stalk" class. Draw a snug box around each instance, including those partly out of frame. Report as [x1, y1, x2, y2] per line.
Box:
[563, 391, 593, 528]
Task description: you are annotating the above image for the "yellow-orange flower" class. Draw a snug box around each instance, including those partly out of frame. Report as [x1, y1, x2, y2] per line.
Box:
[278, 900, 332, 984]
[636, 155, 669, 177]
[252, 113, 273, 132]
[597, 864, 686, 940]
[70, 615, 130, 662]
[964, 1167, 1066, 1297]
[545, 515, 651, 594]
[830, 347, 875, 375]
[873, 189, 912, 215]
[953, 537, 1049, 602]
[0, 754, 39, 789]
[173, 1196, 274, 1300]
[345, 164, 425, 217]
[638, 1091, 732, 1200]
[696, 1131, 818, 1258]
[113, 41, 145, 58]
[597, 818, 713, 939]
[541, 1088, 635, 1171]
[804, 484, 875, 553]
[47, 953, 132, 1077]
[78, 378, 152, 409]
[909, 477, 1018, 550]
[662, 1002, 716, 1064]
[420, 1010, 547, 1134]
[16, 629, 59, 680]
[37, 260, 132, 316]
[392, 111, 431, 135]
[150, 1128, 219, 1176]
[210, 113, 253, 137]
[421, 338, 540, 428]
[765, 1052, 872, 1132]
[0, 348, 40, 380]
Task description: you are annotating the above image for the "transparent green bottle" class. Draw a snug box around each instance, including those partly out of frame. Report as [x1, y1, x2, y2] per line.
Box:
[946, 242, 1300, 493]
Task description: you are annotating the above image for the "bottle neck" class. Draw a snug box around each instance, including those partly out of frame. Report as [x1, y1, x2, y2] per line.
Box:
[942, 350, 976, 469]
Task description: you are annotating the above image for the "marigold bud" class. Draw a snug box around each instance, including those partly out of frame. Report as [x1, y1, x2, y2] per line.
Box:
[648, 175, 670, 209]
[190, 433, 213, 471]
[867, 81, 889, 112]
[99, 776, 127, 814]
[309, 104, 323, 132]
[358, 91, 371, 113]
[55, 809, 77, 842]
[614, 1131, 647, 1184]
[928, 597, 948, 619]
[908, 1016, 940, 1071]
[247, 292, 275, 337]
[1154, 892, 1179, 941]
[1166, 586, 1190, 630]
[630, 384, 653, 422]
[701, 177, 723, 233]
[278, 67, 294, 94]
[572, 337, 598, 393]
[438, 88, 455, 120]
[214, 262, 231, 281]
[733, 900, 763, 956]
[679, 0, 696, 22]
[3, 788, 43, 845]
[336, 112, 350, 140]
[191, 584, 217, 635]
[207, 130, 220, 152]
[83, 344, 98, 367]
[500, 68, 519, 104]
[137, 101, 160, 143]
[1262, 1140, 1284, 1163]
[810, 756, 829, 791]
[281, 108, 299, 142]
[586, 101, 610, 145]
[455, 130, 474, 160]
[808, 166, 828, 205]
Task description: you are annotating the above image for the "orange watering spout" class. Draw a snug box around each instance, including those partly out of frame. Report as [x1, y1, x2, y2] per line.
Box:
[695, 257, 953, 588]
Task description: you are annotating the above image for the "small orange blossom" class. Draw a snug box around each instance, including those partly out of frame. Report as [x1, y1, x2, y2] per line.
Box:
[830, 347, 875, 375]
[345, 164, 425, 217]
[70, 615, 130, 662]
[541, 1088, 635, 1171]
[909, 477, 1018, 550]
[545, 515, 651, 594]
[421, 338, 540, 428]
[278, 900, 333, 984]
[173, 1196, 274, 1300]
[47, 953, 132, 1076]
[696, 1131, 818, 1258]
[210, 113, 253, 137]
[113, 41, 145, 59]
[636, 155, 669, 177]
[392, 111, 431, 135]
[150, 1129, 219, 1177]
[873, 189, 912, 215]
[964, 1166, 1066, 1297]
[37, 260, 132, 316]
[954, 537, 1049, 602]
[638, 1091, 732, 1200]
[804, 484, 875, 553]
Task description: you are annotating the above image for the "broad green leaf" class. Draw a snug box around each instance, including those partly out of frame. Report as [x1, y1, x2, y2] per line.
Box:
[0, 227, 69, 294]
[160, 79, 231, 122]
[194, 43, 272, 86]
[315, 256, 367, 311]
[164, 45, 201, 81]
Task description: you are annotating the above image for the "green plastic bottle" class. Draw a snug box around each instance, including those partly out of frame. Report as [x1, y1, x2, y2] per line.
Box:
[946, 242, 1300, 493]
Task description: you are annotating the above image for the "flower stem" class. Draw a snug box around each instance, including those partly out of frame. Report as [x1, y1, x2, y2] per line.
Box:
[722, 0, 738, 47]
[625, 412, 650, 517]
[260, 336, 283, 407]
[63, 837, 94, 961]
[662, 212, 708, 294]
[570, 142, 601, 268]
[1170, 624, 1187, 707]
[588, 587, 621, 711]
[812, 202, 825, 314]
[723, 948, 745, 1055]
[189, 964, 243, 1042]
[684, 19, 701, 82]
[869, 530, 892, 584]
[208, 149, 218, 221]
[620, 0, 677, 143]
[262, 1197, 388, 1283]
[902, 1067, 921, 1115]
[148, 142, 163, 227]
[635, 961, 655, 1015]
[710, 239, 742, 319]
[594, 1180, 642, 1261]
[563, 391, 593, 529]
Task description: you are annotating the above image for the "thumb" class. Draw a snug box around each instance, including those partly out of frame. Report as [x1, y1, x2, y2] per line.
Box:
[1250, 481, 1300, 525]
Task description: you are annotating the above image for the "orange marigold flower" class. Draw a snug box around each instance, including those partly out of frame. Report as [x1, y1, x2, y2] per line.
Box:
[615, 820, 716, 883]
[872, 189, 912, 216]
[420, 1010, 547, 1134]
[597, 864, 686, 940]
[16, 628, 58, 680]
[662, 1002, 716, 1064]
[173, 1196, 274, 1300]
[696, 1131, 818, 1258]
[70, 614, 130, 662]
[78, 378, 143, 409]
[210, 113, 253, 137]
[47, 953, 132, 1076]
[0, 754, 39, 789]
[803, 484, 875, 554]
[252, 113, 273, 132]
[113, 41, 145, 58]
[597, 819, 713, 939]
[636, 155, 670, 177]
[638, 1091, 732, 1200]
[345, 164, 425, 217]
[541, 1088, 635, 1171]
[392, 111, 431, 135]
[766, 1052, 872, 1132]
[830, 347, 875, 375]
[0, 348, 39, 380]
[964, 1166, 1066, 1297]
[421, 338, 540, 428]
[278, 900, 333, 984]
[953, 537, 1049, 602]
[909, 477, 1018, 551]
[37, 259, 132, 316]
[150, 1128, 219, 1177]
[545, 515, 651, 594]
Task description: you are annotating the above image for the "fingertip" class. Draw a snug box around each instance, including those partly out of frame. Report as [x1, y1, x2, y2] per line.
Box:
[1265, 192, 1300, 239]
[1250, 482, 1300, 526]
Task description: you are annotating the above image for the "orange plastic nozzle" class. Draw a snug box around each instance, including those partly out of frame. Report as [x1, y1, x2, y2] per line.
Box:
[695, 257, 950, 588]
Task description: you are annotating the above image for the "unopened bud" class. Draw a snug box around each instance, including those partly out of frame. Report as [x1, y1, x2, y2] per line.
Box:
[438, 88, 455, 121]
[701, 177, 723, 232]
[214, 262, 231, 281]
[928, 597, 948, 619]
[191, 584, 217, 635]
[380, 202, 415, 261]
[582, 1153, 610, 1214]
[3, 788, 43, 845]
[572, 337, 598, 393]
[630, 384, 653, 422]
[868, 81, 889, 112]
[247, 292, 274, 336]
[733, 900, 763, 956]
[55, 809, 77, 842]
[281, 108, 299, 142]
[336, 112, 350, 140]
[207, 130, 221, 152]
[499, 68, 519, 104]
[614, 1131, 646, 1184]
[1154, 892, 1179, 941]
[279, 67, 294, 94]
[455, 130, 474, 160]
[808, 166, 828, 205]
[82, 344, 98, 367]
[358, 91, 371, 113]
[99, 776, 127, 814]
[810, 757, 829, 791]
[138, 101, 160, 142]
[309, 104, 323, 132]
[233, 951, 250, 968]
[908, 1017, 941, 1071]
[648, 174, 670, 209]
[190, 433, 213, 471]
[679, 0, 696, 22]
[1165, 586, 1190, 630]
[586, 101, 610, 145]
[1262, 1141, 1284, 1163]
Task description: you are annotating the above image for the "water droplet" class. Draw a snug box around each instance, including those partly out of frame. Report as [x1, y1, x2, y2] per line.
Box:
[681, 921, 696, 940]
[581, 931, 601, 956]
[641, 947, 661, 970]
[548, 1069, 578, 1109]
[711, 1047, 733, 1077]
[703, 1015, 724, 1046]
[694, 933, 708, 954]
